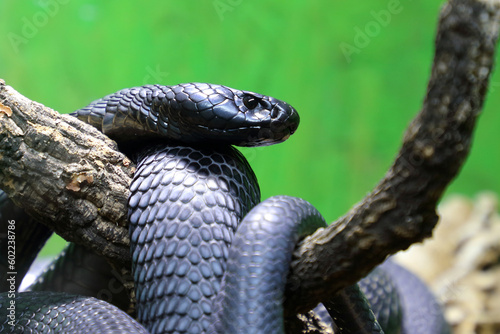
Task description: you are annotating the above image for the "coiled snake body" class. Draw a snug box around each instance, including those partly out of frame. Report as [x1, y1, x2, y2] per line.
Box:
[0, 83, 449, 333]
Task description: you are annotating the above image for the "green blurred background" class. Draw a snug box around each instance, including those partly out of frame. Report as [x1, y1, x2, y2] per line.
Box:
[1, 0, 499, 256]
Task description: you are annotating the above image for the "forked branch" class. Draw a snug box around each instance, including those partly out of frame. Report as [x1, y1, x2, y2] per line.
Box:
[0, 0, 498, 326]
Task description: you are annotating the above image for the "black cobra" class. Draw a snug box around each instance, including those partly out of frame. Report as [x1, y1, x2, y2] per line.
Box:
[0, 83, 449, 334]
[72, 83, 299, 147]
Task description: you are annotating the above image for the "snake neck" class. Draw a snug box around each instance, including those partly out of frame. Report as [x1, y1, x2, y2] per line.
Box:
[128, 143, 260, 333]
[70, 85, 179, 141]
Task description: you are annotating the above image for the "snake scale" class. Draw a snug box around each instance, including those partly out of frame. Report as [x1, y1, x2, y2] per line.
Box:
[0, 83, 449, 333]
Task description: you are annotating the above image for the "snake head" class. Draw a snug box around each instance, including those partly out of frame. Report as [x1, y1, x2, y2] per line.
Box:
[173, 83, 300, 147]
[72, 83, 299, 147]
[233, 90, 300, 147]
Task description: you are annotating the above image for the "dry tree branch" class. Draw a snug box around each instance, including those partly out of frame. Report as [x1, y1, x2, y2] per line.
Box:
[0, 84, 134, 265]
[0, 0, 499, 326]
[285, 0, 500, 317]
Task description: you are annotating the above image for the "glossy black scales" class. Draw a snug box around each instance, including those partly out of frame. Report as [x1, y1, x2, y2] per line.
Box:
[377, 261, 451, 334]
[358, 265, 402, 333]
[71, 83, 299, 146]
[27, 242, 131, 312]
[210, 196, 326, 334]
[0, 291, 148, 333]
[1, 81, 451, 334]
[128, 144, 260, 333]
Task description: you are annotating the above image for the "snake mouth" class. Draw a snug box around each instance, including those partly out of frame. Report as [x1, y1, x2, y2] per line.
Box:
[282, 106, 300, 135]
[280, 132, 291, 142]
[287, 121, 298, 135]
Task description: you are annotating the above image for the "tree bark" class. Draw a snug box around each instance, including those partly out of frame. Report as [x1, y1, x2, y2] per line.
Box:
[285, 0, 500, 316]
[0, 0, 498, 325]
[0, 83, 134, 265]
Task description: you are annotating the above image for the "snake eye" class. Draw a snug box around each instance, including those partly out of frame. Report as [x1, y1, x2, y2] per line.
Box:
[242, 94, 259, 109]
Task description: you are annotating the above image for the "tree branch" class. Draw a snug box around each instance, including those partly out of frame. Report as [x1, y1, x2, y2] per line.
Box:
[0, 0, 498, 325]
[285, 0, 500, 316]
[0, 82, 134, 266]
